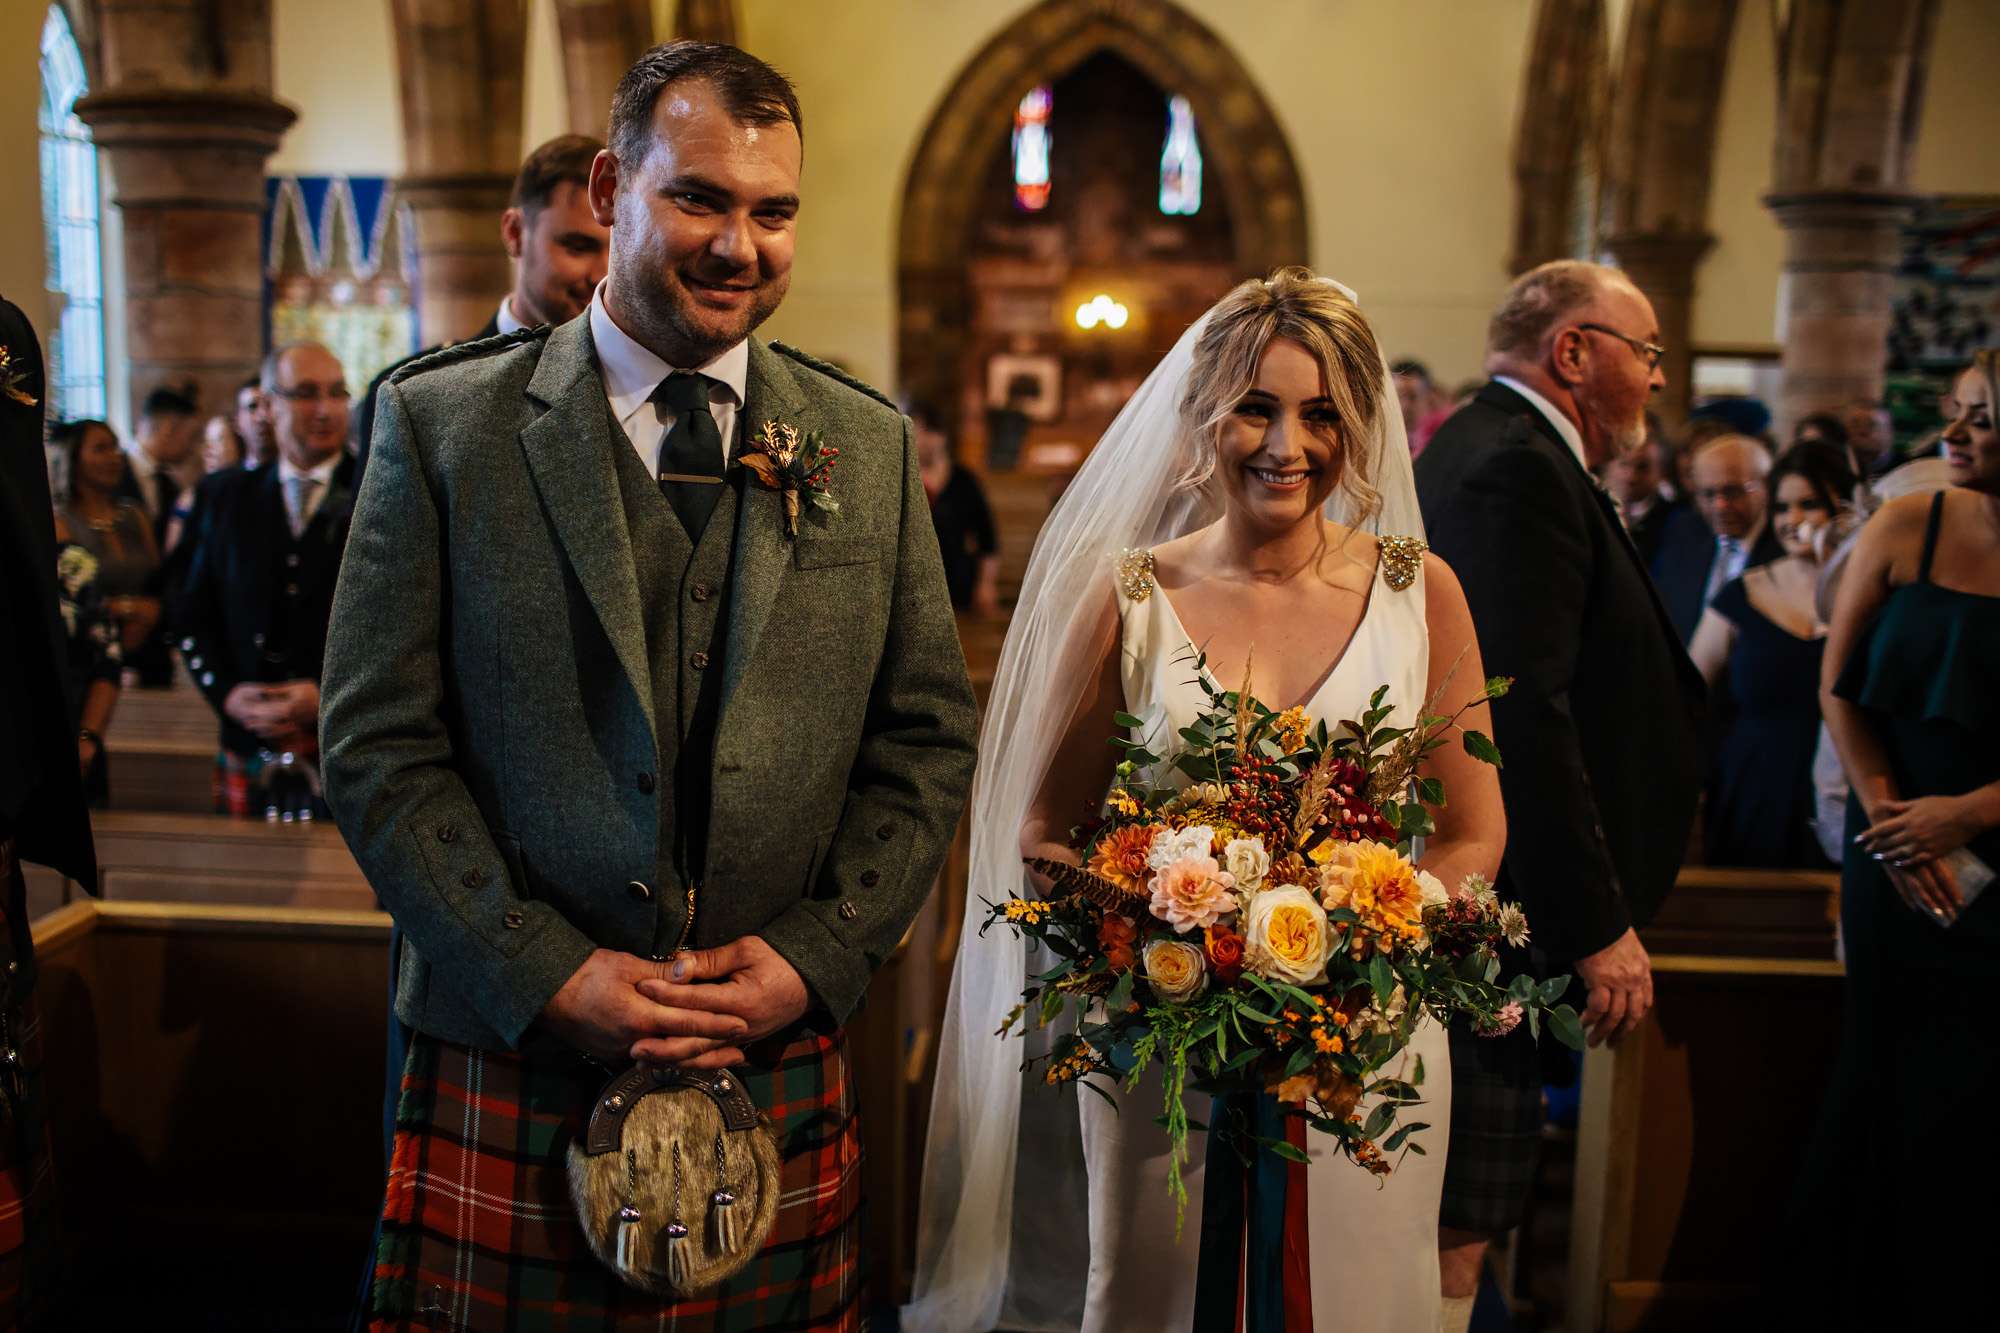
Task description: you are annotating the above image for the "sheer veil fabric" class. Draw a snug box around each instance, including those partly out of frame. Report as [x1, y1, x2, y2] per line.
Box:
[904, 278, 1421, 1333]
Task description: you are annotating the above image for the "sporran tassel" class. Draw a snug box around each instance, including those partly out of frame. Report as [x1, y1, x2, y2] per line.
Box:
[709, 1131, 743, 1255]
[614, 1147, 643, 1273]
[663, 1139, 692, 1290]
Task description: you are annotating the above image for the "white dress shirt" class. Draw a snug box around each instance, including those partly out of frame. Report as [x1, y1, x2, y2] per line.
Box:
[588, 287, 749, 477]
[277, 452, 341, 535]
[495, 295, 529, 336]
[1493, 374, 1588, 471]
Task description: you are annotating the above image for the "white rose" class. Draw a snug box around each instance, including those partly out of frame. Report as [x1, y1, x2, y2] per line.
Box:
[1141, 937, 1209, 1003]
[1147, 825, 1216, 871]
[1223, 837, 1270, 893]
[1416, 869, 1448, 909]
[1242, 883, 1332, 987]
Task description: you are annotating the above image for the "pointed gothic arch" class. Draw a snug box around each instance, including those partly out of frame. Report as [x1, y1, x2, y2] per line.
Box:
[895, 0, 1308, 405]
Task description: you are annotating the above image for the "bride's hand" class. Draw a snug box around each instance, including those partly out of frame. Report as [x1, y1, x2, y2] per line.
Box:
[1884, 858, 1962, 925]
[1021, 840, 1081, 897]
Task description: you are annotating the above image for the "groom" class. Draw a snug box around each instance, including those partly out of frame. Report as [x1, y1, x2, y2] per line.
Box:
[322, 41, 977, 1325]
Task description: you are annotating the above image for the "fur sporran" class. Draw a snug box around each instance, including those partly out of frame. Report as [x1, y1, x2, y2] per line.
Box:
[568, 1063, 782, 1296]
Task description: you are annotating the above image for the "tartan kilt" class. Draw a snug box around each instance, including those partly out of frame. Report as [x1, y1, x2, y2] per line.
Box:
[1437, 1015, 1544, 1235]
[369, 1027, 863, 1332]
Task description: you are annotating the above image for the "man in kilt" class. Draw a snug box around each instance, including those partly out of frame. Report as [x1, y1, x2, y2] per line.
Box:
[322, 42, 977, 1331]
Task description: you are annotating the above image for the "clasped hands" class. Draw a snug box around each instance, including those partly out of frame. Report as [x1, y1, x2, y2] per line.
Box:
[1858, 794, 1981, 924]
[223, 679, 322, 749]
[540, 936, 809, 1068]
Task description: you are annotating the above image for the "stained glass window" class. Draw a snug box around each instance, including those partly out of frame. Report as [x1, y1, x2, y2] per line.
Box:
[39, 4, 105, 420]
[1013, 85, 1053, 212]
[1159, 94, 1202, 216]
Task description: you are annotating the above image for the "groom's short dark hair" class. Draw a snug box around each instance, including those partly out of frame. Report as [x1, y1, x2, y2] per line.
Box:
[609, 41, 803, 173]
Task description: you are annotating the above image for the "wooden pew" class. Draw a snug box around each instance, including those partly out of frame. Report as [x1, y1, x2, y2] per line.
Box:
[1566, 868, 1842, 1329]
[102, 676, 220, 814]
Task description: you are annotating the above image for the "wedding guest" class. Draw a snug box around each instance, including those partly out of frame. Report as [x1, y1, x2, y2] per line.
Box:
[54, 417, 162, 657]
[353, 133, 609, 482]
[1651, 433, 1782, 642]
[909, 399, 1001, 616]
[1601, 414, 1682, 562]
[234, 375, 276, 466]
[1415, 260, 1703, 1322]
[0, 293, 97, 1325]
[201, 413, 245, 474]
[118, 383, 199, 539]
[1787, 349, 2000, 1321]
[51, 513, 124, 805]
[1840, 395, 1895, 477]
[1688, 443, 1855, 867]
[178, 341, 355, 818]
[1392, 357, 1450, 455]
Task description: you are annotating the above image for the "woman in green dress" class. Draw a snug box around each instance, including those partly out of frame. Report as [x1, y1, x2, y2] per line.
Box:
[1789, 350, 2000, 1317]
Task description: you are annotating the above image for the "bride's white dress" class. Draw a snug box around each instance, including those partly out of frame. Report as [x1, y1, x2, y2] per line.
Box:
[1077, 543, 1451, 1333]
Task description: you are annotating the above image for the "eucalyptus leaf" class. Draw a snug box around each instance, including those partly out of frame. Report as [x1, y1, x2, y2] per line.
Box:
[1463, 730, 1503, 767]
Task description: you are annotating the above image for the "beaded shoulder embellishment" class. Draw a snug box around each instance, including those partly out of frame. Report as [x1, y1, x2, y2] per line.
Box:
[1116, 548, 1156, 603]
[1377, 535, 1428, 592]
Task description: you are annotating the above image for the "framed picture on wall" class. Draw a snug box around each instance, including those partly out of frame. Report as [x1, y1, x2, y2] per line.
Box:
[985, 352, 1063, 423]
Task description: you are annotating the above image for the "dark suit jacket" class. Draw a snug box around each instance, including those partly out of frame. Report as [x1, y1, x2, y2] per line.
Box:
[1623, 495, 1684, 567]
[350, 312, 503, 490]
[177, 456, 356, 756]
[1649, 505, 1787, 644]
[1415, 382, 1704, 962]
[0, 295, 94, 890]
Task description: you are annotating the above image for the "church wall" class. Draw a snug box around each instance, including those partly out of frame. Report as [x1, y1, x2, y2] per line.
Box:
[745, 0, 1537, 391]
[267, 0, 404, 176]
[1694, 0, 1781, 351]
[1, 1, 55, 343]
[1911, 0, 2000, 193]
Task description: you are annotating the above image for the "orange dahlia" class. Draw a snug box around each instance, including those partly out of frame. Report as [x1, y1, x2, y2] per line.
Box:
[1089, 824, 1157, 893]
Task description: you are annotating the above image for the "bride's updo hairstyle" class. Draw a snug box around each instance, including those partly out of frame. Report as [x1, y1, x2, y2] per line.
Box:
[1178, 266, 1387, 530]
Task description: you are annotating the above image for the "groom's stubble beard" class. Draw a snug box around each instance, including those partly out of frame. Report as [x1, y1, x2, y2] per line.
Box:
[608, 193, 790, 366]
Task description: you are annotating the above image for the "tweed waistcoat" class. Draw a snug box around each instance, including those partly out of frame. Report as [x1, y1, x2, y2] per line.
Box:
[607, 420, 740, 959]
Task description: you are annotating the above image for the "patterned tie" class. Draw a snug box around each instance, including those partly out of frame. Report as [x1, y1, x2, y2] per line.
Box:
[283, 474, 318, 540]
[653, 372, 725, 540]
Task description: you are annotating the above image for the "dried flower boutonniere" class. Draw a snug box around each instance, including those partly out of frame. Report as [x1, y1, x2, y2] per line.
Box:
[742, 419, 840, 540]
[0, 344, 37, 408]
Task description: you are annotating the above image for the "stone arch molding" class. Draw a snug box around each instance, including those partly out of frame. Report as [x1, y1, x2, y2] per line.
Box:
[896, 0, 1309, 398]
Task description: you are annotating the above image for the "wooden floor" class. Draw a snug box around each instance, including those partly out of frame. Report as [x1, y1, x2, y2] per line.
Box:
[26, 641, 1842, 1329]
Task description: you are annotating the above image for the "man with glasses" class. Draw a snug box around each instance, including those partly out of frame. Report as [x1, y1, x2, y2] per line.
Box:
[1651, 433, 1782, 643]
[1415, 260, 1704, 1333]
[177, 341, 356, 818]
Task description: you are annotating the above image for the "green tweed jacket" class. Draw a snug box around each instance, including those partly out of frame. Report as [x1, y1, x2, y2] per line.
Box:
[320, 315, 978, 1051]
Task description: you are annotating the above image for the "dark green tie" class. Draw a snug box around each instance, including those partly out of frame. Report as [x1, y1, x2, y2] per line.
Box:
[654, 372, 725, 540]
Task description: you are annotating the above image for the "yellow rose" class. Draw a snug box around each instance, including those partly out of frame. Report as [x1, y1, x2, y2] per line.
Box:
[1142, 937, 1209, 1003]
[1243, 884, 1331, 986]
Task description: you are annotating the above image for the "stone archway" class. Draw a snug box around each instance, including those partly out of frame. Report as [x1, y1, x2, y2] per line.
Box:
[895, 0, 1309, 409]
[1509, 0, 1606, 277]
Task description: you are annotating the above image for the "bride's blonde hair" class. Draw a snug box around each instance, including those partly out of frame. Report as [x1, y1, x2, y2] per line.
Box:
[1178, 267, 1387, 531]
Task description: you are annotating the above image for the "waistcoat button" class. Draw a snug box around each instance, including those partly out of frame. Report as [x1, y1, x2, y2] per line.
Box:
[461, 868, 485, 889]
[691, 651, 709, 670]
[691, 583, 711, 603]
[627, 880, 653, 902]
[436, 823, 457, 843]
[838, 901, 858, 921]
[859, 869, 881, 888]
[502, 910, 525, 929]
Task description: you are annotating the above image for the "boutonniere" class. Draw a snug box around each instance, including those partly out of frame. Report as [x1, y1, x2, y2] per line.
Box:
[742, 419, 840, 540]
[0, 344, 36, 408]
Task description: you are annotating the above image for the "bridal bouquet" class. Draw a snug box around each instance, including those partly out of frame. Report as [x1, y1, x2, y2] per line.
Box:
[988, 652, 1584, 1214]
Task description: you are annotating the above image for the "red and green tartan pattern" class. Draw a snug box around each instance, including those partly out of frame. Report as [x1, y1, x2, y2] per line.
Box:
[369, 1028, 862, 1331]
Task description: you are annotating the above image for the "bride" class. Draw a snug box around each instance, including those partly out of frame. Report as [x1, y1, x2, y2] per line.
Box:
[906, 269, 1506, 1332]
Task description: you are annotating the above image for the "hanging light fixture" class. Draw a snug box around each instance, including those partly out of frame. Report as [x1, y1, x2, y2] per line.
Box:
[1074, 294, 1130, 331]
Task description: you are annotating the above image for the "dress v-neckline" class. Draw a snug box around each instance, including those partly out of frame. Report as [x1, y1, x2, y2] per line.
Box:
[1152, 553, 1388, 715]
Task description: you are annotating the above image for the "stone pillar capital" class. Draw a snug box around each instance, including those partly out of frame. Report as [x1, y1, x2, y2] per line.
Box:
[1602, 231, 1716, 427]
[1763, 188, 1919, 229]
[1602, 230, 1717, 284]
[75, 88, 296, 211]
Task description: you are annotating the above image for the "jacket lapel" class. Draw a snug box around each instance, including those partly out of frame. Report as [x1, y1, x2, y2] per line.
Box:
[720, 340, 807, 717]
[518, 316, 657, 742]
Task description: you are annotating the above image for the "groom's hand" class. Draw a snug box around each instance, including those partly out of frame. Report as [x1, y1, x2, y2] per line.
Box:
[1573, 927, 1653, 1047]
[538, 948, 751, 1065]
[632, 935, 810, 1068]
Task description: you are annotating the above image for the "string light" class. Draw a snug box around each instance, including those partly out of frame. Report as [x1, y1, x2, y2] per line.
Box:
[1075, 294, 1129, 331]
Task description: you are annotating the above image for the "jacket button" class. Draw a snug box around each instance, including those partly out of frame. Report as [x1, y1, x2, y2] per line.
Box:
[691, 651, 709, 670]
[860, 869, 880, 888]
[627, 880, 652, 902]
[437, 823, 457, 843]
[462, 868, 485, 889]
[875, 824, 893, 841]
[690, 583, 710, 603]
[637, 772, 656, 794]
[502, 910, 525, 929]
[838, 900, 858, 921]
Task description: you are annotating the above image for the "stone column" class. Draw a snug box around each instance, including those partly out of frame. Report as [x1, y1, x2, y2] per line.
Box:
[1603, 230, 1714, 427]
[555, 0, 652, 137]
[76, 88, 295, 426]
[1763, 190, 1915, 435]
[390, 0, 528, 345]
